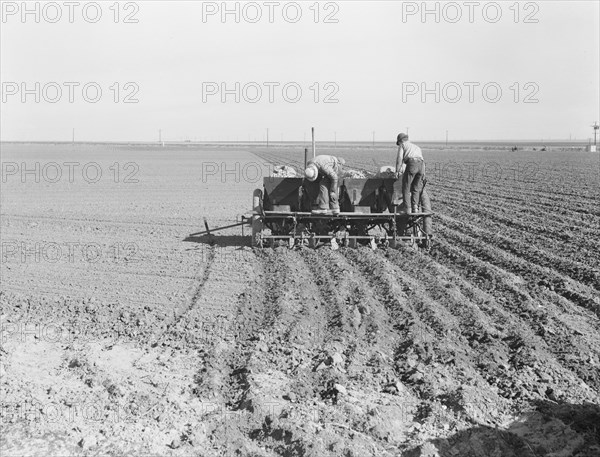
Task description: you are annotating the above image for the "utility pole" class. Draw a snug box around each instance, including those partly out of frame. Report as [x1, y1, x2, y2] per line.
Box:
[311, 127, 316, 158]
[72, 128, 75, 144]
[589, 122, 599, 152]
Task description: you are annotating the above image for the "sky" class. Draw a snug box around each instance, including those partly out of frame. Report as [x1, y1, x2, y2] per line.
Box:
[1, 0, 599, 142]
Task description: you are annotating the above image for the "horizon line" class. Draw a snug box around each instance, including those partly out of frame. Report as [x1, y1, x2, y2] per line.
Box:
[0, 139, 595, 145]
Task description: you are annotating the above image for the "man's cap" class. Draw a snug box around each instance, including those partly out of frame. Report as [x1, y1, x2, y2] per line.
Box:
[396, 133, 409, 145]
[304, 164, 318, 181]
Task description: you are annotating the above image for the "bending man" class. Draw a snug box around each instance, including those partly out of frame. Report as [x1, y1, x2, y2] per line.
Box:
[304, 155, 345, 215]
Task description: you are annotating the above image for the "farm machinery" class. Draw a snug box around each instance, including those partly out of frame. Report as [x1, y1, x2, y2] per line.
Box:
[198, 175, 433, 250]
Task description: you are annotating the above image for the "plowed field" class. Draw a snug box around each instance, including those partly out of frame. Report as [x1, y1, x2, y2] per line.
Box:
[1, 143, 599, 456]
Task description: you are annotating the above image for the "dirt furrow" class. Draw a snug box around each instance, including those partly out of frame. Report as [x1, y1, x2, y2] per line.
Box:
[429, 236, 600, 394]
[359, 247, 547, 408]
[435, 221, 600, 317]
[434, 182, 600, 231]
[436, 192, 600, 249]
[383, 246, 600, 404]
[433, 222, 600, 326]
[341, 248, 520, 431]
[435, 187, 600, 248]
[435, 210, 600, 291]
[297, 247, 421, 453]
[434, 180, 600, 217]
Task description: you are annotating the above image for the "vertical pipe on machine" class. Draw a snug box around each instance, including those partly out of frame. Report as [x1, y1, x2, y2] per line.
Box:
[312, 127, 316, 158]
[304, 148, 308, 169]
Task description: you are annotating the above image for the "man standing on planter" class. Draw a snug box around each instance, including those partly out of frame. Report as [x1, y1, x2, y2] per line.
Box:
[304, 155, 345, 215]
[395, 133, 425, 214]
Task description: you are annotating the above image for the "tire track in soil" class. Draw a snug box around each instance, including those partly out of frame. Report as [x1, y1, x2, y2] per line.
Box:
[150, 245, 216, 347]
[429, 236, 600, 395]
[382, 246, 600, 405]
[190, 248, 338, 456]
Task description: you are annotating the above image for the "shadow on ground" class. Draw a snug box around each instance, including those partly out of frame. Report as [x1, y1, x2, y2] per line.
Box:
[183, 234, 251, 248]
[404, 400, 600, 457]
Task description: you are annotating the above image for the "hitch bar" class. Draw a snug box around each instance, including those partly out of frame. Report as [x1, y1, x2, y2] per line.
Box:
[190, 217, 251, 237]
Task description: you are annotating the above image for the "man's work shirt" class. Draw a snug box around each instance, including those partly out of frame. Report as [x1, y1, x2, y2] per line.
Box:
[400, 141, 424, 163]
[307, 155, 342, 189]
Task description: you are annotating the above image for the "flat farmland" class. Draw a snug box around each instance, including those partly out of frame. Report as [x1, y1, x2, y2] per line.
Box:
[1, 142, 599, 456]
